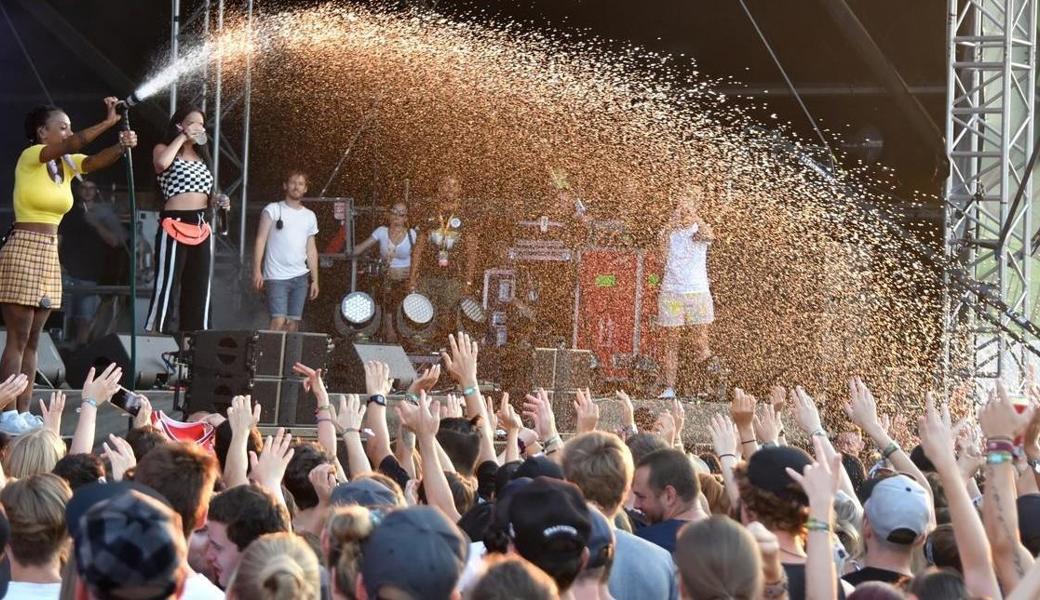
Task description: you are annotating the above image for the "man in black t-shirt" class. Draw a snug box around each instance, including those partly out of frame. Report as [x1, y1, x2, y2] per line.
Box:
[59, 179, 125, 346]
[842, 475, 931, 588]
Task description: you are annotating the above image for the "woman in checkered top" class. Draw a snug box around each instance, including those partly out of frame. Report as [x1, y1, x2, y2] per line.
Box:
[0, 98, 136, 433]
[145, 106, 230, 335]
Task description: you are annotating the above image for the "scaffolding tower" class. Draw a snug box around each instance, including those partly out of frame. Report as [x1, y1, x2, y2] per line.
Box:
[944, 0, 1038, 384]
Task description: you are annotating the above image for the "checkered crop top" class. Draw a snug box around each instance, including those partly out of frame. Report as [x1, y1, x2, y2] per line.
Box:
[157, 157, 214, 200]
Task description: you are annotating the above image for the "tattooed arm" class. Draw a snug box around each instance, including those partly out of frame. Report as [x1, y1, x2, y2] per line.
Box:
[983, 458, 1035, 590]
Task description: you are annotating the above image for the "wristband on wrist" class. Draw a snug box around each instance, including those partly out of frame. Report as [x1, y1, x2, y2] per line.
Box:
[810, 429, 828, 438]
[316, 417, 333, 425]
[741, 439, 756, 446]
[805, 517, 831, 532]
[881, 442, 899, 459]
[367, 394, 387, 407]
[763, 575, 789, 600]
[761, 441, 777, 448]
[461, 385, 478, 397]
[81, 398, 98, 408]
[343, 427, 360, 434]
[986, 439, 1016, 454]
[315, 405, 331, 414]
[986, 451, 1014, 465]
[719, 452, 737, 460]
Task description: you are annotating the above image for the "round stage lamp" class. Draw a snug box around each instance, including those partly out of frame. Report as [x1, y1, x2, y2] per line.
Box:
[334, 291, 380, 338]
[396, 292, 435, 343]
[460, 296, 486, 324]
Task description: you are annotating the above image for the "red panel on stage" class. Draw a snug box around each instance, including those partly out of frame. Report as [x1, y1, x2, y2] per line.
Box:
[575, 250, 639, 379]
[639, 250, 664, 359]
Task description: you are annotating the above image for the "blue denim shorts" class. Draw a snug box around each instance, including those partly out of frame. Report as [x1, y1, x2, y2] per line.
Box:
[62, 275, 101, 319]
[265, 274, 309, 320]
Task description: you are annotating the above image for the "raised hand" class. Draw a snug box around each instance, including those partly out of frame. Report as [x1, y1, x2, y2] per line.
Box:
[918, 392, 959, 471]
[308, 463, 337, 506]
[363, 361, 393, 397]
[843, 377, 883, 434]
[249, 428, 295, 491]
[497, 393, 522, 432]
[407, 364, 441, 396]
[574, 388, 600, 434]
[522, 388, 559, 444]
[979, 382, 1036, 441]
[335, 394, 366, 433]
[103, 434, 137, 481]
[293, 362, 330, 407]
[768, 385, 787, 413]
[709, 413, 739, 457]
[227, 395, 260, 436]
[615, 389, 635, 432]
[0, 374, 29, 411]
[483, 395, 498, 433]
[670, 399, 686, 444]
[132, 395, 154, 429]
[442, 332, 479, 388]
[753, 402, 782, 445]
[40, 391, 65, 436]
[441, 393, 464, 419]
[82, 363, 123, 405]
[730, 388, 756, 430]
[786, 437, 841, 508]
[791, 386, 824, 435]
[655, 411, 677, 446]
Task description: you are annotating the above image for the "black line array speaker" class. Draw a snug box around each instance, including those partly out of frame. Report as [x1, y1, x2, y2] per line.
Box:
[324, 342, 417, 394]
[66, 333, 179, 389]
[183, 330, 332, 425]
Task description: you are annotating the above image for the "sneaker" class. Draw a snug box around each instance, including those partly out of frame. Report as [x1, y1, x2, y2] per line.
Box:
[0, 410, 34, 436]
[657, 387, 676, 399]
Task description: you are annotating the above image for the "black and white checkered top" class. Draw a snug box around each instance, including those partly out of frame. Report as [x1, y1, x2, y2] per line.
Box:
[157, 157, 214, 200]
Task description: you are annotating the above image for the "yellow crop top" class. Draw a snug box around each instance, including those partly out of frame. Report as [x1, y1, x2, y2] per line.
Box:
[12, 144, 87, 225]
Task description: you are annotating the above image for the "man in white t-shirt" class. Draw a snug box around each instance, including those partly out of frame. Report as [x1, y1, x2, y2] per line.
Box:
[656, 199, 714, 399]
[252, 170, 320, 331]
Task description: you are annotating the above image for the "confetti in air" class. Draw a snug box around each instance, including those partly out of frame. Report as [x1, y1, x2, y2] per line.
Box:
[165, 2, 949, 422]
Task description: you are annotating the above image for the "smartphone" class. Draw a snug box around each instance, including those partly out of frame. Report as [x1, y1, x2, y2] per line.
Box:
[110, 386, 143, 417]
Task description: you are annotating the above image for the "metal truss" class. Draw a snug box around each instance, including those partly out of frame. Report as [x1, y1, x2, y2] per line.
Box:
[169, 0, 253, 261]
[944, 0, 1037, 384]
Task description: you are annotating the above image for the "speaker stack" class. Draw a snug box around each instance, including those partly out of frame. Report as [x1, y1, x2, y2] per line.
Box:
[184, 330, 333, 426]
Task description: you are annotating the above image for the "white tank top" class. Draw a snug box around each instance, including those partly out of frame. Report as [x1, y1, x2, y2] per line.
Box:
[661, 224, 710, 294]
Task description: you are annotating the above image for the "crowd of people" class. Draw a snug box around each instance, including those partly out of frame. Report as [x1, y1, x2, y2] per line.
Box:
[0, 328, 1037, 600]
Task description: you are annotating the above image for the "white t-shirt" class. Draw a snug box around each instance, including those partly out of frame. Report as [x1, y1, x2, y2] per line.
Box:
[183, 570, 226, 599]
[661, 224, 710, 294]
[370, 226, 416, 269]
[5, 581, 61, 599]
[262, 201, 319, 281]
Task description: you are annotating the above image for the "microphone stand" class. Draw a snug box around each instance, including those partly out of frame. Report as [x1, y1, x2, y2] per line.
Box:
[118, 107, 138, 390]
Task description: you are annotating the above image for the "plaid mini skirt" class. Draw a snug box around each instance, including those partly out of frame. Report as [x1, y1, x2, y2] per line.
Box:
[0, 230, 63, 309]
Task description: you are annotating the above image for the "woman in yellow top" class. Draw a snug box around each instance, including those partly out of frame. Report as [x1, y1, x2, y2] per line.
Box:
[0, 97, 136, 426]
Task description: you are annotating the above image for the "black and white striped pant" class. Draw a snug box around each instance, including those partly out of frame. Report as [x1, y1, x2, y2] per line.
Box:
[145, 209, 213, 334]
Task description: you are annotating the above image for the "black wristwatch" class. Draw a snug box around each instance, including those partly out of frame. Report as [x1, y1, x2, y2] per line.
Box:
[367, 394, 387, 407]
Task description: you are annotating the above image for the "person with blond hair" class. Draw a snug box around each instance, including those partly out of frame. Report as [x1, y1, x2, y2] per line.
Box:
[1, 473, 72, 599]
[324, 505, 377, 600]
[3, 427, 65, 478]
[226, 532, 321, 600]
[562, 431, 678, 600]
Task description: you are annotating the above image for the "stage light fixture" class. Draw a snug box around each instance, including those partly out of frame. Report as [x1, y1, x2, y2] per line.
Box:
[334, 291, 381, 338]
[396, 292, 436, 346]
[460, 296, 486, 324]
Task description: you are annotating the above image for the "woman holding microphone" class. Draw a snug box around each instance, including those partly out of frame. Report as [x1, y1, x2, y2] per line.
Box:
[145, 105, 230, 335]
